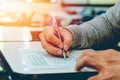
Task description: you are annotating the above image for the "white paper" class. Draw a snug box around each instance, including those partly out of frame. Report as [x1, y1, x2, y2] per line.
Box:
[19, 49, 76, 69]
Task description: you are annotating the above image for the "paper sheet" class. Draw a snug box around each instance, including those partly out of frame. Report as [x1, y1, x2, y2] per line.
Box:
[19, 49, 76, 69]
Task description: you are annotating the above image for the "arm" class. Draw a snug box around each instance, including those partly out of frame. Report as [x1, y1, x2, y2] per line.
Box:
[65, 0, 120, 49]
[40, 0, 120, 56]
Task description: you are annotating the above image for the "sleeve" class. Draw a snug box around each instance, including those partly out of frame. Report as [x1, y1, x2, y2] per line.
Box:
[65, 0, 120, 49]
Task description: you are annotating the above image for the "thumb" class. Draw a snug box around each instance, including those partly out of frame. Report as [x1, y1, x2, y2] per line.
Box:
[59, 28, 73, 51]
[88, 74, 101, 80]
[63, 37, 73, 51]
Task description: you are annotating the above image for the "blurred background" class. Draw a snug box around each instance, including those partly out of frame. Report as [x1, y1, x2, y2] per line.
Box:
[0, 0, 117, 27]
[0, 1, 118, 79]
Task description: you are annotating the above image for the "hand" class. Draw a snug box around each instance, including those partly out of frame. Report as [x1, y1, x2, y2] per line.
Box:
[75, 49, 120, 80]
[40, 26, 73, 57]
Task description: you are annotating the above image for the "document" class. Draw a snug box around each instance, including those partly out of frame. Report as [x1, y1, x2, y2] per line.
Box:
[19, 48, 77, 69]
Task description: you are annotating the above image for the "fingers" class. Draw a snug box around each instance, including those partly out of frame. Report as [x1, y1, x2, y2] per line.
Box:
[75, 50, 102, 71]
[75, 54, 97, 71]
[44, 26, 63, 49]
[77, 49, 96, 62]
[40, 33, 63, 57]
[88, 73, 108, 80]
[40, 26, 73, 57]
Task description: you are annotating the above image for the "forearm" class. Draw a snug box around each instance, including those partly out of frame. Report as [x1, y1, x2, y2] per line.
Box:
[65, 18, 114, 49]
[65, 0, 120, 49]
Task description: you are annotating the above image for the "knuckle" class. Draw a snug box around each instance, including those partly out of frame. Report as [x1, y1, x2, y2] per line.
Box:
[107, 49, 115, 52]
[83, 56, 90, 62]
[56, 42, 62, 47]
[46, 35, 53, 41]
[82, 50, 91, 56]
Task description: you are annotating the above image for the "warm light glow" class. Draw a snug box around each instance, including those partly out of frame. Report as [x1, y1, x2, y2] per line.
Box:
[49, 12, 56, 17]
[50, 0, 57, 3]
[26, 0, 32, 3]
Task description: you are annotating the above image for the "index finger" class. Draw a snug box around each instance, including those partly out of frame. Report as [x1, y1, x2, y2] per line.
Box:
[75, 55, 101, 72]
[44, 26, 63, 49]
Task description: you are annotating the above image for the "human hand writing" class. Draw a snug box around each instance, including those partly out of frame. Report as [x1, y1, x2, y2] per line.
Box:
[40, 26, 73, 57]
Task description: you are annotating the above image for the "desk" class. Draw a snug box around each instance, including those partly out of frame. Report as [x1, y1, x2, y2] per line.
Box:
[0, 42, 97, 80]
[0, 26, 97, 80]
[0, 42, 78, 74]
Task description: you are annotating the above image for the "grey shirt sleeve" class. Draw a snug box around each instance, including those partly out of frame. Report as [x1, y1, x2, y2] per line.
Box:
[65, 0, 120, 49]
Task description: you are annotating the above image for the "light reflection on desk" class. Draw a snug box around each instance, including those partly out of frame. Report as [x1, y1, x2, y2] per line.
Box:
[0, 26, 43, 42]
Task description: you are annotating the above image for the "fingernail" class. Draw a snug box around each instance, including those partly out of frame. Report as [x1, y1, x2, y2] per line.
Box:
[64, 45, 69, 51]
[57, 50, 62, 55]
[66, 52, 70, 57]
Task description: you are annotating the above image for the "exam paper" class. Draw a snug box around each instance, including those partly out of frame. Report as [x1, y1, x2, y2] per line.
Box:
[19, 49, 76, 69]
